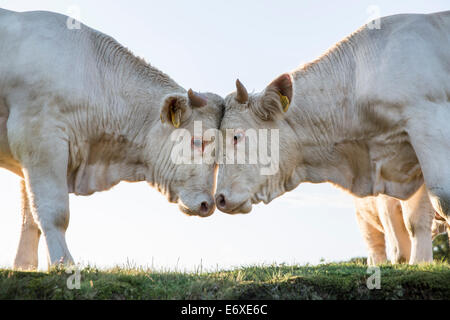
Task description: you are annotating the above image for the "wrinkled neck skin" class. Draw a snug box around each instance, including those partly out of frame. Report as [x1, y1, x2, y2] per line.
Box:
[279, 39, 422, 200]
[67, 34, 185, 199]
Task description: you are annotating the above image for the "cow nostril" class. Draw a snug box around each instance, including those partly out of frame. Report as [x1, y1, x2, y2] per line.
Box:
[216, 194, 226, 208]
[200, 201, 209, 214]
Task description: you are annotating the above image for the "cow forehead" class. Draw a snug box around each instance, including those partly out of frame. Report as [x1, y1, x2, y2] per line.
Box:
[224, 92, 242, 111]
[201, 92, 225, 114]
[222, 93, 256, 128]
[222, 110, 263, 133]
[220, 110, 247, 130]
[189, 92, 224, 127]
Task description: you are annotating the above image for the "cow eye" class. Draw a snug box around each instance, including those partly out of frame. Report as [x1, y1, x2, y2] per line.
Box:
[233, 132, 244, 145]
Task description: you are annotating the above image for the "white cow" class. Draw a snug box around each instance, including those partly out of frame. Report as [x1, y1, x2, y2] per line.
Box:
[354, 185, 448, 265]
[216, 11, 450, 263]
[0, 9, 223, 269]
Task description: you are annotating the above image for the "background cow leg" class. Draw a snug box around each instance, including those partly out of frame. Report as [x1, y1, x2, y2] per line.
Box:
[13, 179, 41, 270]
[400, 185, 434, 264]
[355, 209, 387, 265]
[377, 197, 411, 264]
[448, 225, 450, 247]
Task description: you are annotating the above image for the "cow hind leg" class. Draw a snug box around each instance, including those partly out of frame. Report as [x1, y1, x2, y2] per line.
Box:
[13, 179, 41, 270]
[355, 209, 387, 265]
[377, 197, 411, 264]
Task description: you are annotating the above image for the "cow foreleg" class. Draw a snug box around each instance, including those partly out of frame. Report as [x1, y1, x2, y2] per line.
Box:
[18, 141, 74, 267]
[13, 179, 41, 270]
[407, 106, 450, 222]
[400, 185, 434, 264]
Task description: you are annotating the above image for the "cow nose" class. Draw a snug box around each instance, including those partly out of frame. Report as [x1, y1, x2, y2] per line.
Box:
[197, 196, 215, 217]
[200, 201, 209, 215]
[216, 194, 226, 209]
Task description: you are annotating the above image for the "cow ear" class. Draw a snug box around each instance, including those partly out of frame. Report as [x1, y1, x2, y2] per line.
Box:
[257, 73, 293, 120]
[159, 90, 207, 128]
[160, 94, 191, 128]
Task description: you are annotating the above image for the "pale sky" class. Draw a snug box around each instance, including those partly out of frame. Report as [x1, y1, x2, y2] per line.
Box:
[0, 1, 448, 270]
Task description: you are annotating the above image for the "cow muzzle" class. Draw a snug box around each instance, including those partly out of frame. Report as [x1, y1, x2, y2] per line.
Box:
[178, 193, 216, 217]
[215, 192, 252, 214]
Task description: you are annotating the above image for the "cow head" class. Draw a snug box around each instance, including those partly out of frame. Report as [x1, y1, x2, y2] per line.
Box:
[155, 89, 224, 217]
[215, 74, 298, 214]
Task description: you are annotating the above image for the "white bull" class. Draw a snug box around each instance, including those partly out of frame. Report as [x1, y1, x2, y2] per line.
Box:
[0, 9, 223, 269]
[216, 11, 450, 263]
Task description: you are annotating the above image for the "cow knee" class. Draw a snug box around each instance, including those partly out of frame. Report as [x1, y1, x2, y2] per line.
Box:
[404, 215, 429, 238]
[34, 204, 70, 233]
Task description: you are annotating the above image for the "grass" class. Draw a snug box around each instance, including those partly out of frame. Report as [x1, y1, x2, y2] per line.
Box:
[0, 260, 449, 300]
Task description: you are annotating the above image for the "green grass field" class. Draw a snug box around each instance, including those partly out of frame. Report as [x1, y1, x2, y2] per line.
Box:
[1, 260, 449, 300]
[1, 234, 449, 300]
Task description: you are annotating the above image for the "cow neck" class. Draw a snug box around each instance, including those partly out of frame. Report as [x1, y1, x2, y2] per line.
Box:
[81, 32, 185, 187]
[285, 36, 363, 193]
